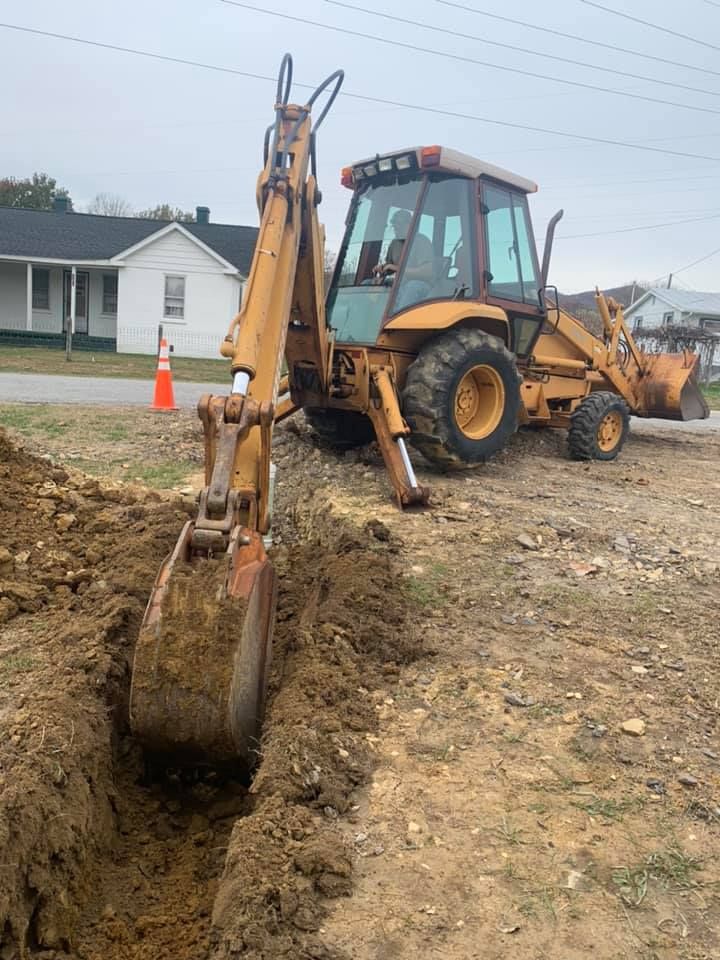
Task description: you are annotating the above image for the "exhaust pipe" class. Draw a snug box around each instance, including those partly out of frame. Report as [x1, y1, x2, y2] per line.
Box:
[541, 209, 564, 288]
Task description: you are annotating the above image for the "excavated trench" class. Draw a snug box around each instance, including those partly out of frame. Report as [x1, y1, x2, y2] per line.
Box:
[0, 429, 414, 960]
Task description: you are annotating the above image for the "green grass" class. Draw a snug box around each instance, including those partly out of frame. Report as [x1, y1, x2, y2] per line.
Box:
[702, 383, 720, 410]
[0, 345, 227, 383]
[132, 463, 193, 488]
[403, 562, 450, 609]
[573, 795, 643, 822]
[0, 655, 35, 677]
[612, 847, 703, 907]
[0, 404, 71, 438]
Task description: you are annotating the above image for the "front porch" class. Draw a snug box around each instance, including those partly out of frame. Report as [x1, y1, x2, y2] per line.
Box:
[0, 260, 119, 350]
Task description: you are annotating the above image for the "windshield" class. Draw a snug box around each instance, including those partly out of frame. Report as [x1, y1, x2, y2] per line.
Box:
[327, 178, 422, 343]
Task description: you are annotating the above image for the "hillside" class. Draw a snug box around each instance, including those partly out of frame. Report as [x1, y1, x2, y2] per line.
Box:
[558, 283, 646, 334]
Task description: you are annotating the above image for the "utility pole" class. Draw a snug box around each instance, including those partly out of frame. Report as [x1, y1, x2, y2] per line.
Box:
[667, 273, 673, 289]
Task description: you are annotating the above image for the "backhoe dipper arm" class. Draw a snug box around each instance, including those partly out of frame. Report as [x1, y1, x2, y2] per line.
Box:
[129, 56, 346, 770]
[196, 56, 343, 544]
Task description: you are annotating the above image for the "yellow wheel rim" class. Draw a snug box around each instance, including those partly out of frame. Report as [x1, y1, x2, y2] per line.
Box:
[597, 409, 623, 452]
[454, 364, 505, 440]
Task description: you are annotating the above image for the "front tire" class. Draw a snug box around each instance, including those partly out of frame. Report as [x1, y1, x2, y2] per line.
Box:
[568, 391, 630, 461]
[402, 328, 521, 468]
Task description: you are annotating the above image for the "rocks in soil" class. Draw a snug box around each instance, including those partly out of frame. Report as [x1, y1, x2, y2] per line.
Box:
[504, 692, 535, 708]
[678, 773, 699, 787]
[620, 718, 647, 737]
[516, 533, 539, 551]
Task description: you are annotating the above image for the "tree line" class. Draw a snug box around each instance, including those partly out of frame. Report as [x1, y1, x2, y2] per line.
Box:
[0, 172, 194, 221]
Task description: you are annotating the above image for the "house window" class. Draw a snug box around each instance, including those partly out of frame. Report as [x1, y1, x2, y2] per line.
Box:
[164, 275, 185, 319]
[663, 311, 674, 326]
[102, 274, 118, 315]
[634, 316, 643, 330]
[32, 268, 50, 310]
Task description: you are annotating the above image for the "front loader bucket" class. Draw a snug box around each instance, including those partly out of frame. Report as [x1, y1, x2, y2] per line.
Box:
[129, 522, 277, 770]
[635, 352, 710, 422]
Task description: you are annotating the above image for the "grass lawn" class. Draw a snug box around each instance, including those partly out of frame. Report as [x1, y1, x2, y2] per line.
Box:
[0, 346, 227, 383]
[702, 382, 720, 410]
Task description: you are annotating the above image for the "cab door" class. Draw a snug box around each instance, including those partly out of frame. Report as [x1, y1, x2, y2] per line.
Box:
[480, 182, 545, 358]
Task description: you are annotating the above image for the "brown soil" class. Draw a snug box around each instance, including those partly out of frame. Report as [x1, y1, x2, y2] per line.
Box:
[0, 431, 190, 955]
[2, 406, 719, 960]
[0, 422, 414, 960]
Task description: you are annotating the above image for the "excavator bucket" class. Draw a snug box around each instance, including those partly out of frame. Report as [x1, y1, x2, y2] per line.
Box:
[129, 522, 277, 770]
[635, 352, 710, 422]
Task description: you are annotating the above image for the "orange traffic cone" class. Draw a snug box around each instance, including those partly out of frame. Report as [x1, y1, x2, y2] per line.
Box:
[151, 338, 178, 410]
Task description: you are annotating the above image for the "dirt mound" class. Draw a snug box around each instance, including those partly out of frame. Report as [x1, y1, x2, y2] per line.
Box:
[0, 428, 418, 960]
[211, 495, 416, 959]
[0, 430, 188, 955]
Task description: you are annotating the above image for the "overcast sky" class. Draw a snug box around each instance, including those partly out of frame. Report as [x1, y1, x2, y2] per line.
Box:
[2, 0, 720, 292]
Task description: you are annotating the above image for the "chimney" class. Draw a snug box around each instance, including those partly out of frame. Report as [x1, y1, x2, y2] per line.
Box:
[196, 206, 210, 225]
[53, 195, 71, 214]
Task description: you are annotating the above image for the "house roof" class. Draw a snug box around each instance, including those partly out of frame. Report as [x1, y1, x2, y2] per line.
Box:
[626, 287, 720, 318]
[0, 206, 258, 273]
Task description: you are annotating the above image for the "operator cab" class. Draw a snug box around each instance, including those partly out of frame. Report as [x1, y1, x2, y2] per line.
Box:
[327, 145, 546, 357]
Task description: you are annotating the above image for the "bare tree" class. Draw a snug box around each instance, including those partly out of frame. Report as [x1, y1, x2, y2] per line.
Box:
[86, 193, 133, 216]
[136, 203, 194, 222]
[324, 248, 337, 291]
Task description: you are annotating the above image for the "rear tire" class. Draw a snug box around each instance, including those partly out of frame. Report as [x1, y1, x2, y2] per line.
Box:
[568, 391, 630, 461]
[304, 407, 375, 450]
[402, 328, 521, 468]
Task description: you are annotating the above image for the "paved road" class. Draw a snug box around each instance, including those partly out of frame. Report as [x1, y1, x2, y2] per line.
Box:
[0, 372, 718, 432]
[631, 412, 720, 433]
[0, 373, 228, 408]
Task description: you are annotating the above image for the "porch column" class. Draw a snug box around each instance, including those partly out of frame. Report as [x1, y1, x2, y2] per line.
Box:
[26, 263, 32, 330]
[70, 265, 77, 333]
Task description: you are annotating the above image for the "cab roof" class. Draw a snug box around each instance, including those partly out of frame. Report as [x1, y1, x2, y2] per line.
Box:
[349, 146, 538, 194]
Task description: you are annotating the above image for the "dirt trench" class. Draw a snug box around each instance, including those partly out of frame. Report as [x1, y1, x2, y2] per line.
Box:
[0, 429, 414, 960]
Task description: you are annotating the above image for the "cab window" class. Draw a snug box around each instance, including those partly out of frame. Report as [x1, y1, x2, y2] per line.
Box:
[390, 177, 477, 314]
[483, 184, 539, 305]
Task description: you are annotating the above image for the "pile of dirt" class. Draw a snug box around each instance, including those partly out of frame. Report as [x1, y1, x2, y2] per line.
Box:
[0, 427, 419, 960]
[0, 430, 188, 954]
[211, 491, 417, 959]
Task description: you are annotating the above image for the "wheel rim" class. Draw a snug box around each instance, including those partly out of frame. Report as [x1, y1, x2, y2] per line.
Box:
[454, 364, 505, 440]
[597, 409, 623, 452]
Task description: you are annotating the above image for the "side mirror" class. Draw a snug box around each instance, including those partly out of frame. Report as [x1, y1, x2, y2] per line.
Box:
[448, 265, 459, 280]
[538, 283, 561, 335]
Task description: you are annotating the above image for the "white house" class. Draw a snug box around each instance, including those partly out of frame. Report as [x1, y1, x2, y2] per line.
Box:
[0, 199, 258, 358]
[625, 287, 720, 333]
[625, 287, 720, 383]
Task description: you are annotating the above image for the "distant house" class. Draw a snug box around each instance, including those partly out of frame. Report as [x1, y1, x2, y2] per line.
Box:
[625, 287, 720, 383]
[624, 288, 720, 333]
[0, 199, 258, 357]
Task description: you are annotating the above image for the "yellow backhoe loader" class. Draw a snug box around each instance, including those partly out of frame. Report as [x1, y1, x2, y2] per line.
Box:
[129, 55, 709, 771]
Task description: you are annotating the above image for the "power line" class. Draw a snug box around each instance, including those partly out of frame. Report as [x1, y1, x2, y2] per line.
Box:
[221, 1, 720, 119]
[579, 0, 720, 53]
[558, 211, 720, 240]
[5, 21, 720, 165]
[435, 0, 720, 79]
[665, 245, 720, 276]
[544, 171, 720, 190]
[561, 205, 720, 222]
[323, 0, 720, 101]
